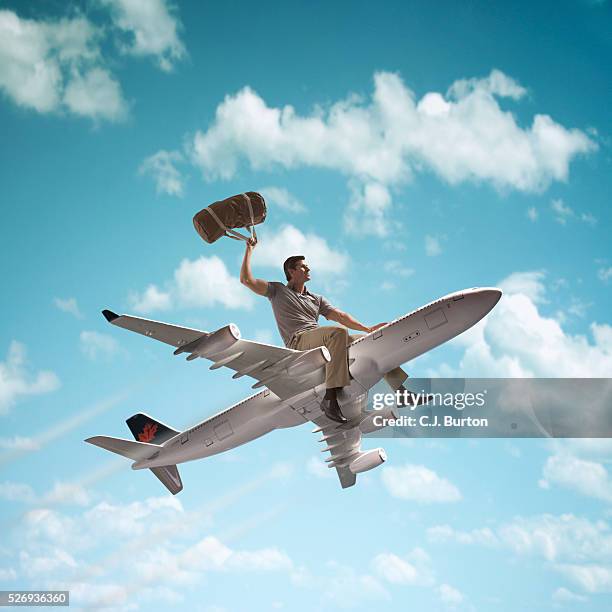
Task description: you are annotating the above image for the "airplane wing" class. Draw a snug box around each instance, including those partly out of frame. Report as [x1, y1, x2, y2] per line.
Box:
[310, 394, 370, 489]
[101, 311, 327, 400]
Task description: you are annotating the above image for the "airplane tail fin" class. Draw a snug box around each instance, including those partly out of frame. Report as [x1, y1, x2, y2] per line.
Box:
[126, 413, 179, 444]
[84, 435, 184, 495]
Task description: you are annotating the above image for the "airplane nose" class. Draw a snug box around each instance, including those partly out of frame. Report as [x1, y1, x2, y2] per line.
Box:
[479, 288, 503, 314]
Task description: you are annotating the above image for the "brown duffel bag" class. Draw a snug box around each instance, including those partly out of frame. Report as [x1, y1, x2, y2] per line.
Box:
[193, 192, 267, 244]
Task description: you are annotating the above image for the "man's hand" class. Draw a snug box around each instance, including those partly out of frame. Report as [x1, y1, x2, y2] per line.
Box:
[367, 322, 387, 333]
[247, 236, 257, 249]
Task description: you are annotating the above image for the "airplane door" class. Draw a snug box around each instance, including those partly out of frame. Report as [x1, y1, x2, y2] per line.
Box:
[214, 420, 233, 441]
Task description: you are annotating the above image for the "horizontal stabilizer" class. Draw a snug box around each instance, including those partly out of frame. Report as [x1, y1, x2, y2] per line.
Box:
[85, 436, 159, 461]
[151, 465, 183, 495]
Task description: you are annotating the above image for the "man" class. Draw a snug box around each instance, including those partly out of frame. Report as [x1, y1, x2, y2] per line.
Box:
[240, 238, 388, 423]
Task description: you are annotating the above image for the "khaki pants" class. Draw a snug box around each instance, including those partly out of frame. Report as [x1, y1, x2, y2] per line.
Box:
[290, 326, 408, 390]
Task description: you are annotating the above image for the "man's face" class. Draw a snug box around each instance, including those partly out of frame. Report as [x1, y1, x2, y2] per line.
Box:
[290, 260, 310, 283]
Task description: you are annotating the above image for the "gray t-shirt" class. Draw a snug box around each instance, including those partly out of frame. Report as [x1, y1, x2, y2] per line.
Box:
[265, 281, 334, 347]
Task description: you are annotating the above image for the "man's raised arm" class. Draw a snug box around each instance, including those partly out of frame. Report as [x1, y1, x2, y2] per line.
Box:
[326, 308, 386, 334]
[240, 238, 268, 296]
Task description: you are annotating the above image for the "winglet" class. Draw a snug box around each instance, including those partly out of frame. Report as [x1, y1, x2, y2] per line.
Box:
[102, 309, 119, 323]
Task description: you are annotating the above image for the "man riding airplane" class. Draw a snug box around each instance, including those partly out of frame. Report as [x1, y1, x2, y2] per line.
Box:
[239, 238, 409, 423]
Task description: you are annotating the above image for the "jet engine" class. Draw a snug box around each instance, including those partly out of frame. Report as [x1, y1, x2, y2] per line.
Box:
[358, 407, 399, 434]
[349, 448, 387, 474]
[174, 324, 241, 360]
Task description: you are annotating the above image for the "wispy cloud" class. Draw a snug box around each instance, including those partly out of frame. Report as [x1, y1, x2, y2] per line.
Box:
[381, 464, 461, 503]
[102, 0, 186, 72]
[259, 186, 306, 213]
[79, 331, 120, 360]
[53, 297, 83, 319]
[425, 234, 443, 257]
[0, 341, 60, 415]
[139, 150, 185, 196]
[551, 198, 597, 226]
[597, 267, 612, 283]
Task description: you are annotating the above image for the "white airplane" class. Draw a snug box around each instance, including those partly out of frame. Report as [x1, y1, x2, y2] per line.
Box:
[86, 287, 502, 493]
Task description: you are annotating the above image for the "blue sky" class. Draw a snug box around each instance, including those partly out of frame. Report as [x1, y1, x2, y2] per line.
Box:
[1, 0, 611, 609]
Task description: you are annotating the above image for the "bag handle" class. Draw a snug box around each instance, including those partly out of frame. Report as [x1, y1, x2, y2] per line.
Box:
[242, 192, 257, 242]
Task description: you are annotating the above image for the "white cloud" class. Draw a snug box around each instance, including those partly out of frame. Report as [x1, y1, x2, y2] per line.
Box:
[84, 496, 183, 538]
[527, 206, 538, 222]
[0, 10, 126, 121]
[428, 514, 612, 594]
[551, 198, 573, 224]
[129, 283, 172, 313]
[103, 0, 186, 71]
[43, 482, 91, 506]
[79, 331, 120, 360]
[429, 514, 612, 564]
[540, 453, 612, 503]
[383, 260, 414, 278]
[499, 270, 547, 304]
[253, 224, 348, 277]
[188, 70, 594, 230]
[438, 583, 464, 607]
[175, 256, 252, 310]
[20, 548, 77, 577]
[381, 464, 461, 503]
[550, 199, 597, 226]
[0, 341, 60, 414]
[344, 181, 393, 236]
[447, 69, 527, 100]
[322, 561, 390, 607]
[139, 150, 185, 196]
[0, 481, 36, 503]
[0, 568, 16, 580]
[556, 564, 612, 594]
[433, 271, 612, 377]
[427, 525, 498, 547]
[552, 586, 587, 603]
[53, 297, 83, 318]
[598, 267, 612, 283]
[581, 212, 597, 226]
[259, 186, 306, 213]
[0, 480, 90, 506]
[371, 548, 434, 587]
[306, 456, 334, 479]
[129, 256, 254, 314]
[0, 436, 40, 451]
[425, 234, 443, 256]
[63, 67, 126, 121]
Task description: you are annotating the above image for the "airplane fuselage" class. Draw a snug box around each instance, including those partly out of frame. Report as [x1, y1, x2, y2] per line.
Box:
[133, 287, 501, 470]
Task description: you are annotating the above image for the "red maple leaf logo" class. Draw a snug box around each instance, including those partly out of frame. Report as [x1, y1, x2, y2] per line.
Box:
[138, 422, 158, 442]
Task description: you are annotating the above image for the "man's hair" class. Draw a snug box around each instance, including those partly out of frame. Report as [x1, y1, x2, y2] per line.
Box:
[283, 255, 305, 282]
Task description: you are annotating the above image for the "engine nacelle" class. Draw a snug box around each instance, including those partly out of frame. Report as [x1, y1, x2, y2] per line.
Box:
[349, 448, 387, 474]
[287, 346, 331, 376]
[175, 324, 241, 359]
[359, 408, 399, 434]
